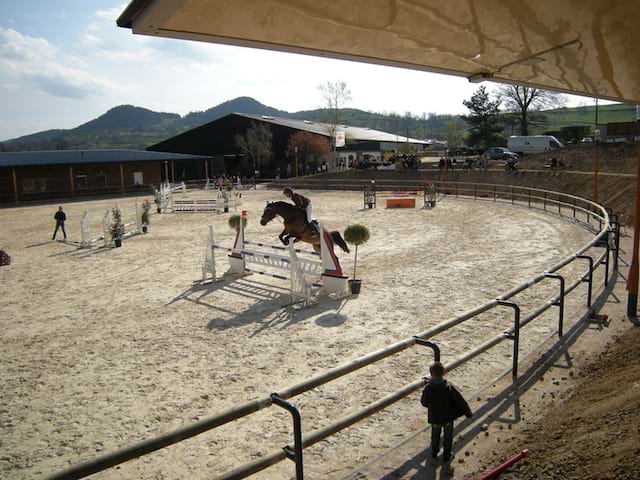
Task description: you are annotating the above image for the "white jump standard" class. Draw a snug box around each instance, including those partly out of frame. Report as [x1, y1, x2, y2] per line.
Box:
[79, 209, 110, 248]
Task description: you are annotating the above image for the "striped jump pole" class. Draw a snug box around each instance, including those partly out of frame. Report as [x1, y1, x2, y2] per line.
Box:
[244, 240, 321, 257]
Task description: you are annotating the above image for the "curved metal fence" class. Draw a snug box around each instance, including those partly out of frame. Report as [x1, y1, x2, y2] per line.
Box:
[47, 182, 619, 480]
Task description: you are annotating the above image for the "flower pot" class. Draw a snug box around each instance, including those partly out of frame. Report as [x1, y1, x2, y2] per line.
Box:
[114, 238, 122, 248]
[349, 279, 362, 295]
[142, 225, 148, 234]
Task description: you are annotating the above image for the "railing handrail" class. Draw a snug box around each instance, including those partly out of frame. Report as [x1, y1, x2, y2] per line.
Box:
[46, 182, 611, 480]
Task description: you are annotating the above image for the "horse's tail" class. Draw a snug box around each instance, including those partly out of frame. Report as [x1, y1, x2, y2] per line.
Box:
[331, 231, 350, 253]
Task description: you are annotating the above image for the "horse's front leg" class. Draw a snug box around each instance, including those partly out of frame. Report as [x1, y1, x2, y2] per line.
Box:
[279, 229, 289, 246]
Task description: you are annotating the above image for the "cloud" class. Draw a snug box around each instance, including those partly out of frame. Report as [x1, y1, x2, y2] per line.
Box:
[95, 4, 129, 22]
[0, 27, 116, 99]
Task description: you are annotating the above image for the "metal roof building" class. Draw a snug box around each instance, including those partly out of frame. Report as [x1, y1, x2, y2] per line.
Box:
[0, 149, 212, 204]
[149, 112, 430, 175]
[0, 149, 210, 167]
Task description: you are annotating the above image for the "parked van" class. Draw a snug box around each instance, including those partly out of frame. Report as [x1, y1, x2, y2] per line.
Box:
[507, 135, 563, 155]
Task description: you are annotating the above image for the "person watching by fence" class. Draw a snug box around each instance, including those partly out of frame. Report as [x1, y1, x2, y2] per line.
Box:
[421, 361, 473, 471]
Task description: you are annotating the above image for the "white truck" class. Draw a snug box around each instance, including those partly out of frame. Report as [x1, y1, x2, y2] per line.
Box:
[507, 135, 563, 155]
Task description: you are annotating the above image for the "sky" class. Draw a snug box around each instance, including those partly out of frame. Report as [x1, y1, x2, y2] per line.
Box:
[0, 1, 601, 142]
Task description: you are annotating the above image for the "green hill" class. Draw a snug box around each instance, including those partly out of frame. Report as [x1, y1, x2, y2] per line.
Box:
[539, 103, 636, 129]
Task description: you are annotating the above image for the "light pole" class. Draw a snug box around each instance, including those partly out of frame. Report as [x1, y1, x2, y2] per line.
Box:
[294, 146, 299, 177]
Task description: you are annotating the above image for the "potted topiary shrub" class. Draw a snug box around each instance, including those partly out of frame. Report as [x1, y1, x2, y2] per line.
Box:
[228, 213, 247, 231]
[109, 206, 125, 247]
[344, 224, 370, 294]
[141, 200, 151, 233]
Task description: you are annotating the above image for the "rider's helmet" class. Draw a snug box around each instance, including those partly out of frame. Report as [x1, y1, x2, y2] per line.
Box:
[283, 187, 293, 196]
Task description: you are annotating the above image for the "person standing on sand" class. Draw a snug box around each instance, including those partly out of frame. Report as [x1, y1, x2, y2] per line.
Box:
[421, 361, 472, 470]
[52, 206, 67, 240]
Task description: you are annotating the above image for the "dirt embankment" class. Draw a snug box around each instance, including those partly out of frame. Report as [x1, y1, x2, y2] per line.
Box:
[496, 325, 640, 480]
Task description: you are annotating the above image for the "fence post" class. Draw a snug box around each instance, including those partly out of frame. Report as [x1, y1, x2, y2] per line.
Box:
[270, 394, 304, 480]
[576, 255, 594, 306]
[603, 234, 610, 287]
[544, 273, 565, 338]
[414, 337, 441, 362]
[496, 301, 521, 383]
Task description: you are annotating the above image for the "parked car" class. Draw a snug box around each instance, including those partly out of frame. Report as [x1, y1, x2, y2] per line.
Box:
[484, 147, 519, 161]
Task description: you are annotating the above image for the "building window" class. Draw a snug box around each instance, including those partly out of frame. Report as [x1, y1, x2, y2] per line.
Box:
[75, 175, 88, 190]
[22, 178, 47, 192]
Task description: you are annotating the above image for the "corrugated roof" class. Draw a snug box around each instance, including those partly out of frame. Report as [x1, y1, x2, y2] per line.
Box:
[0, 149, 211, 167]
[236, 113, 431, 145]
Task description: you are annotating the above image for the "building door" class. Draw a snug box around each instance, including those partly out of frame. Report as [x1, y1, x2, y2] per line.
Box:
[133, 172, 144, 186]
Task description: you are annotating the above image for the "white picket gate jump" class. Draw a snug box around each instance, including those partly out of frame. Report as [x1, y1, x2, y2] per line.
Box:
[202, 212, 348, 305]
[80, 209, 110, 248]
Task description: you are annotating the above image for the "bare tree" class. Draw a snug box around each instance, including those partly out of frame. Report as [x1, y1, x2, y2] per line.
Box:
[235, 122, 272, 176]
[286, 131, 332, 174]
[318, 80, 352, 170]
[497, 85, 566, 135]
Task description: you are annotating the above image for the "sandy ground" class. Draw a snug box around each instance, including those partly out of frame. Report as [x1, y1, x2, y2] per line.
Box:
[0, 188, 599, 479]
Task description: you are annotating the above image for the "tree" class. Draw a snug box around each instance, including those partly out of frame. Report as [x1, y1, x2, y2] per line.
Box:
[318, 80, 352, 170]
[462, 86, 503, 150]
[286, 131, 332, 174]
[234, 122, 272, 176]
[445, 120, 465, 147]
[496, 85, 566, 135]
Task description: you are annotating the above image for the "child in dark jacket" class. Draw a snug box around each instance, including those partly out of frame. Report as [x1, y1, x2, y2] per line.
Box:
[421, 361, 472, 465]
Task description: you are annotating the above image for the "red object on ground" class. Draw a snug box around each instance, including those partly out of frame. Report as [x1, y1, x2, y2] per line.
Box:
[479, 449, 529, 480]
[589, 309, 609, 322]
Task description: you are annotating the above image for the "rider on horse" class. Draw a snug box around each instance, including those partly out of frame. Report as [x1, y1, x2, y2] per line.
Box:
[283, 187, 318, 233]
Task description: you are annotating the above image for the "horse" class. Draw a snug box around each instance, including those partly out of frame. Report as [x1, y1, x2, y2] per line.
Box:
[260, 201, 350, 253]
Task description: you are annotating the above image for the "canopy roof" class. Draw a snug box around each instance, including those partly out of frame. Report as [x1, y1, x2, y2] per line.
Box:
[118, 0, 640, 104]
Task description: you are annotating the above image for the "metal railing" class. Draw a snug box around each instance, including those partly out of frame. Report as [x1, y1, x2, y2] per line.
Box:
[47, 182, 617, 480]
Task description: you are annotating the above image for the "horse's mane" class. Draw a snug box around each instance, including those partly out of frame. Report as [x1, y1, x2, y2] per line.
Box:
[268, 201, 297, 210]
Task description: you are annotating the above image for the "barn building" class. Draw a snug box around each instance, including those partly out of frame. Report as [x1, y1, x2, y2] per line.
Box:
[148, 112, 430, 177]
[0, 149, 211, 204]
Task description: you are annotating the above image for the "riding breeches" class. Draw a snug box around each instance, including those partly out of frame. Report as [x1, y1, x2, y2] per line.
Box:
[305, 204, 313, 223]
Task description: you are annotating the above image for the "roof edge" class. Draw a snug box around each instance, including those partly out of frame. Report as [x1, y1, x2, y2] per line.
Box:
[116, 0, 153, 28]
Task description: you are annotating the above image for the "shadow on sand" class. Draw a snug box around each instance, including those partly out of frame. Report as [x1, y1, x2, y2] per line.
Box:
[170, 271, 350, 336]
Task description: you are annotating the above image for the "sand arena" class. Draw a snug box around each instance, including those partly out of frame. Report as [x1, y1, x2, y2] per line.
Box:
[0, 188, 600, 479]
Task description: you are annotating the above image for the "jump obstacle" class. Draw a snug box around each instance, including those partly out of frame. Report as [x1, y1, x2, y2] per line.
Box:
[363, 183, 437, 209]
[79, 209, 110, 247]
[202, 211, 349, 305]
[159, 182, 242, 213]
[77, 204, 143, 248]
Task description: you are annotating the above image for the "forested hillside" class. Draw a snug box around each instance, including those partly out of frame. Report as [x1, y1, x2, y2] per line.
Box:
[0, 97, 634, 152]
